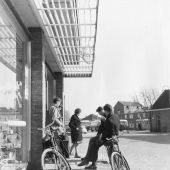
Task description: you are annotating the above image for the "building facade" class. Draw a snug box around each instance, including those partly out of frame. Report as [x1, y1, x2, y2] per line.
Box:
[114, 101, 150, 130]
[150, 90, 170, 132]
[0, 0, 99, 169]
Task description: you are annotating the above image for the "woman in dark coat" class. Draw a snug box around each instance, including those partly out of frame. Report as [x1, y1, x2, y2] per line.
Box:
[69, 108, 82, 158]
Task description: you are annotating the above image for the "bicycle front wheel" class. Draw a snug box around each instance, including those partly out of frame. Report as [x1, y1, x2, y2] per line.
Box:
[110, 151, 130, 170]
[41, 148, 71, 170]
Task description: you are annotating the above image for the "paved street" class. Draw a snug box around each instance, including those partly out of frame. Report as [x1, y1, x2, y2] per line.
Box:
[69, 131, 170, 170]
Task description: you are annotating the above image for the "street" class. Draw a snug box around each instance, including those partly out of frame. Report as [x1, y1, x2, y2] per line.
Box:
[69, 131, 170, 170]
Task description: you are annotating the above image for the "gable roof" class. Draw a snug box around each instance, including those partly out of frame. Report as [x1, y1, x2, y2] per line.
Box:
[152, 90, 170, 109]
[118, 101, 142, 107]
[81, 114, 98, 121]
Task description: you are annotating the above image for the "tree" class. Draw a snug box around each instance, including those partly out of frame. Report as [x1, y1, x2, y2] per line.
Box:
[132, 88, 160, 109]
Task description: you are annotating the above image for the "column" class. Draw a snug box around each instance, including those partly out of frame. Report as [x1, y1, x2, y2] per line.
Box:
[27, 28, 45, 170]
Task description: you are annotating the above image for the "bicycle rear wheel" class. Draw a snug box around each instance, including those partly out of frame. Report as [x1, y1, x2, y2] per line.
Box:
[41, 148, 71, 170]
[110, 151, 130, 170]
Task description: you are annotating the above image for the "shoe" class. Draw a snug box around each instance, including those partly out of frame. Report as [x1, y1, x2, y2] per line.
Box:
[75, 154, 81, 158]
[81, 157, 85, 161]
[85, 164, 97, 169]
[78, 160, 89, 166]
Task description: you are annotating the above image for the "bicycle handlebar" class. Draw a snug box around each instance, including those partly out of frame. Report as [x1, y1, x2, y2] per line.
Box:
[37, 121, 56, 131]
[106, 136, 119, 143]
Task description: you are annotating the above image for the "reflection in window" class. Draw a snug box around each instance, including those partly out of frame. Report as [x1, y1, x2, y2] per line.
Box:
[0, 14, 25, 165]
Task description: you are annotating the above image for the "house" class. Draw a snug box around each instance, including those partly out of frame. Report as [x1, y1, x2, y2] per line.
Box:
[114, 101, 150, 130]
[150, 90, 170, 132]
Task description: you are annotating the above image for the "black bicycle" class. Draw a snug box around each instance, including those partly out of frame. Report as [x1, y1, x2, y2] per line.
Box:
[38, 122, 71, 170]
[105, 136, 130, 170]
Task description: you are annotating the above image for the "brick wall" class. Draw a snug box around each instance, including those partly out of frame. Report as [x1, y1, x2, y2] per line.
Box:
[27, 28, 44, 170]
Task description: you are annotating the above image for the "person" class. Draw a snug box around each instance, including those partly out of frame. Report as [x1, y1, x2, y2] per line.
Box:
[48, 97, 69, 158]
[78, 104, 120, 169]
[49, 97, 63, 126]
[69, 108, 82, 158]
[78, 106, 106, 169]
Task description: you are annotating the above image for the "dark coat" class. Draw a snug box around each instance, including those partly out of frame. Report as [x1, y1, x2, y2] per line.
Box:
[97, 116, 106, 135]
[69, 114, 82, 143]
[101, 113, 120, 141]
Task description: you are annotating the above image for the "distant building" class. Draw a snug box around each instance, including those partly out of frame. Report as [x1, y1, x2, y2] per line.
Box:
[150, 90, 170, 132]
[114, 101, 150, 130]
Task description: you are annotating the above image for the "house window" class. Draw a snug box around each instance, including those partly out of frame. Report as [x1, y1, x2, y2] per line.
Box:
[137, 113, 141, 118]
[143, 113, 145, 118]
[129, 114, 133, 119]
[125, 115, 127, 119]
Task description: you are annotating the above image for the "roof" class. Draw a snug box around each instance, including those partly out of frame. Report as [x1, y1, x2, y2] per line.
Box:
[118, 101, 142, 107]
[152, 90, 170, 109]
[81, 114, 98, 121]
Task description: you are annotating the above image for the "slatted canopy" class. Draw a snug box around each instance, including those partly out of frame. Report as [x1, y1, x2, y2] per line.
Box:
[32, 0, 99, 77]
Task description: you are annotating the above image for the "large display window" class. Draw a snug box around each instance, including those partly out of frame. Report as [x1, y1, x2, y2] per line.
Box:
[0, 3, 30, 169]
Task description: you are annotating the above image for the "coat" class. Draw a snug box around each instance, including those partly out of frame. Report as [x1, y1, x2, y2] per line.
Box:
[101, 113, 120, 141]
[69, 114, 82, 143]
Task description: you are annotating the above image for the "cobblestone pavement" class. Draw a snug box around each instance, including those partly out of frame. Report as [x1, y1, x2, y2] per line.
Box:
[69, 131, 170, 170]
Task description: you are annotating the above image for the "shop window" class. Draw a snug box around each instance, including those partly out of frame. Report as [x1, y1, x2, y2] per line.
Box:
[0, 12, 28, 167]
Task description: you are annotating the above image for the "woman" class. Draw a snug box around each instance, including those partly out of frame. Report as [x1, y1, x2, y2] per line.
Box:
[69, 108, 82, 158]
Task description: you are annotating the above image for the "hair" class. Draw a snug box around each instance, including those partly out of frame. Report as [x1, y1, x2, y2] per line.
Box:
[103, 104, 113, 113]
[96, 106, 103, 112]
[74, 108, 81, 115]
[53, 97, 61, 104]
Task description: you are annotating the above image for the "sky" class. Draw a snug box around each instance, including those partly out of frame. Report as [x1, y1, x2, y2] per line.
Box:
[64, 0, 170, 118]
[1, 0, 170, 118]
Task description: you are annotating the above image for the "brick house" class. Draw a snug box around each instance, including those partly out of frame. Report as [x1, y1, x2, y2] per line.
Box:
[150, 90, 170, 132]
[114, 101, 150, 130]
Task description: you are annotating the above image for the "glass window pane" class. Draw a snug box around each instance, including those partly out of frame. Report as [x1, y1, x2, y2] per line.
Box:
[0, 12, 27, 166]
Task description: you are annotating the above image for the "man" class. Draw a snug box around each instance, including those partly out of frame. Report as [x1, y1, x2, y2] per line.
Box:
[48, 97, 69, 157]
[78, 104, 120, 169]
[49, 97, 63, 127]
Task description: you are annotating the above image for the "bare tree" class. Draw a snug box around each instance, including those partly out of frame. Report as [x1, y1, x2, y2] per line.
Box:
[132, 88, 160, 109]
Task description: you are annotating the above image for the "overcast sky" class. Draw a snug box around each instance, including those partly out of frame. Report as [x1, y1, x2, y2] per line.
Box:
[1, 0, 170, 118]
[64, 0, 170, 118]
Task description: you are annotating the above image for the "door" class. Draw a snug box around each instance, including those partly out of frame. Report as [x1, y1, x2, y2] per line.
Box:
[156, 114, 161, 132]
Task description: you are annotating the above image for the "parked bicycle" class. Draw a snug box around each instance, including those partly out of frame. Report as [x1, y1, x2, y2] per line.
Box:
[105, 136, 130, 170]
[38, 121, 71, 170]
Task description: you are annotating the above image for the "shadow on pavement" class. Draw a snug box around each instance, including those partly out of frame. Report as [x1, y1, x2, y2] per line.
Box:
[120, 131, 170, 144]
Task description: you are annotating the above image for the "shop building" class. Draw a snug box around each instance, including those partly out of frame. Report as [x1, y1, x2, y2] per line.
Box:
[0, 0, 99, 169]
[150, 90, 170, 132]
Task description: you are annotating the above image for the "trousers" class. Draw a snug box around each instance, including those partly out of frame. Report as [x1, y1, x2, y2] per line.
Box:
[85, 135, 103, 162]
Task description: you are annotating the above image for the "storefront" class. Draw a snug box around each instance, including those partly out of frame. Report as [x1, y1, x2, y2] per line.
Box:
[0, 1, 31, 168]
[0, 0, 99, 169]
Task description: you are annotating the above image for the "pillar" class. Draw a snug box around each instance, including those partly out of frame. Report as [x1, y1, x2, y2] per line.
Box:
[27, 28, 45, 170]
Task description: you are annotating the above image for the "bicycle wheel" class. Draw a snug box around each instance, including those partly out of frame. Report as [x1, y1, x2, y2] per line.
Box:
[41, 148, 71, 170]
[110, 151, 130, 170]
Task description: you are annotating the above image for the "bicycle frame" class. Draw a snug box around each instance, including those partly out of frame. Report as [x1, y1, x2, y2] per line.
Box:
[105, 137, 129, 170]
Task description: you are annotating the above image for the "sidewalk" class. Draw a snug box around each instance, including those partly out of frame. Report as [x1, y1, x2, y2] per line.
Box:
[70, 163, 111, 170]
[68, 132, 111, 170]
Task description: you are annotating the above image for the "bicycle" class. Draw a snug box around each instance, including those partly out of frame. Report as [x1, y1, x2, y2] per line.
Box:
[38, 121, 71, 170]
[105, 136, 130, 170]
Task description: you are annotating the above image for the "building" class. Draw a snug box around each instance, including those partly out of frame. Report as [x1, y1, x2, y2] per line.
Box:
[150, 90, 170, 132]
[114, 101, 150, 130]
[0, 0, 99, 169]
